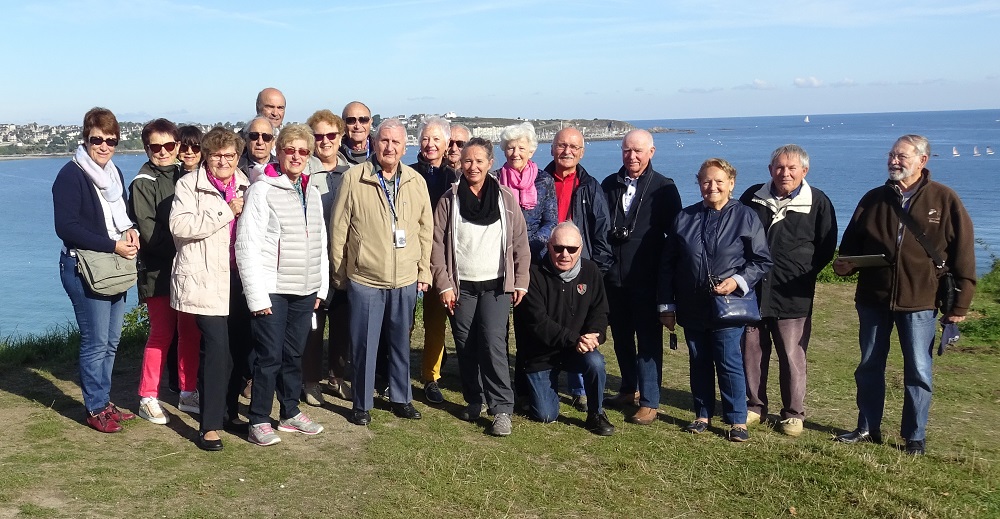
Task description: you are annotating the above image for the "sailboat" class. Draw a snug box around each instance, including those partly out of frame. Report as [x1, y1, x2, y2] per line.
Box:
[974, 146, 982, 157]
[953, 146, 960, 157]
[988, 146, 995, 155]
[803, 115, 810, 123]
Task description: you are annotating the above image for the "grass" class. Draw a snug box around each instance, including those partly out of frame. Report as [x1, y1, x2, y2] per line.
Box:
[1, 265, 999, 518]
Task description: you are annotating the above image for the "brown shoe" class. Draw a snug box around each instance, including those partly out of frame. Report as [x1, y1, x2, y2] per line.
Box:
[628, 406, 658, 425]
[604, 391, 640, 408]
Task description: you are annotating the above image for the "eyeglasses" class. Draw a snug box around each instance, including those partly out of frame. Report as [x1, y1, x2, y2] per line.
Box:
[282, 147, 311, 157]
[179, 143, 201, 153]
[88, 136, 119, 147]
[555, 143, 583, 152]
[247, 132, 274, 142]
[345, 116, 371, 125]
[887, 152, 914, 161]
[209, 153, 237, 162]
[314, 132, 340, 142]
[551, 245, 580, 254]
[449, 140, 466, 149]
[147, 142, 178, 153]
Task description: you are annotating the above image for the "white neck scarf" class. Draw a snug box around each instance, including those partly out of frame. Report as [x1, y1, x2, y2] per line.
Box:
[73, 144, 133, 234]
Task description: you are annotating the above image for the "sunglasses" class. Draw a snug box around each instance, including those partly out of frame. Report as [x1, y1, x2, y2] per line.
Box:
[247, 132, 274, 142]
[449, 140, 466, 149]
[147, 142, 178, 153]
[282, 147, 311, 157]
[88, 136, 119, 147]
[345, 116, 371, 125]
[314, 132, 340, 142]
[179, 143, 201, 153]
[551, 245, 580, 254]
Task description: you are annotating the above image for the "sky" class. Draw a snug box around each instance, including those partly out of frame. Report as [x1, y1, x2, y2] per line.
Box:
[3, 0, 999, 125]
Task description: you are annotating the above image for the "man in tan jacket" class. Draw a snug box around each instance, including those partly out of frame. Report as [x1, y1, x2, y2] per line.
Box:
[330, 118, 433, 426]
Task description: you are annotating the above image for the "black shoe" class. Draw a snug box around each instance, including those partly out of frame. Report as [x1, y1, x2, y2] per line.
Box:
[834, 428, 882, 444]
[905, 439, 926, 455]
[728, 426, 750, 443]
[459, 403, 484, 422]
[197, 433, 224, 452]
[223, 419, 250, 434]
[684, 420, 709, 434]
[391, 402, 422, 420]
[585, 412, 615, 436]
[349, 409, 371, 426]
[424, 381, 444, 404]
[571, 395, 589, 413]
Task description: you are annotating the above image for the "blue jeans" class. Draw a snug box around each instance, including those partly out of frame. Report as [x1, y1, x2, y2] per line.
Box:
[524, 350, 607, 422]
[854, 304, 937, 441]
[60, 252, 127, 414]
[248, 293, 315, 424]
[685, 326, 747, 425]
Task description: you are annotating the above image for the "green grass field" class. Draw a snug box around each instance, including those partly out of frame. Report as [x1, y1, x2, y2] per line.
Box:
[1, 266, 998, 518]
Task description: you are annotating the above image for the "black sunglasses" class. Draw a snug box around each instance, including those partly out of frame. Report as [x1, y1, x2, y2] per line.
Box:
[88, 136, 119, 147]
[449, 140, 466, 149]
[179, 143, 201, 153]
[147, 142, 178, 153]
[314, 132, 340, 142]
[345, 116, 371, 125]
[247, 132, 274, 142]
[551, 245, 580, 254]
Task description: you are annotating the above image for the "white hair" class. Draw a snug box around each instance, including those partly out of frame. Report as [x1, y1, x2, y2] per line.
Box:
[500, 122, 538, 153]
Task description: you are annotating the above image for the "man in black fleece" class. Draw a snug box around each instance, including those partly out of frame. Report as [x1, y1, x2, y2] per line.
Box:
[512, 222, 615, 436]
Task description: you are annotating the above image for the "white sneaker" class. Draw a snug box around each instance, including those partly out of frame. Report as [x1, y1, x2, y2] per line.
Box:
[746, 410, 761, 426]
[137, 397, 169, 425]
[780, 417, 804, 437]
[490, 413, 512, 437]
[178, 391, 200, 414]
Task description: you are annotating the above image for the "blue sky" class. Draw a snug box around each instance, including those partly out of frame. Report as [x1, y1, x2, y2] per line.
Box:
[5, 0, 998, 124]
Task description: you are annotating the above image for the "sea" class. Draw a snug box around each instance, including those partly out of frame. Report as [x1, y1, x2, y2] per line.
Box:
[2, 109, 998, 339]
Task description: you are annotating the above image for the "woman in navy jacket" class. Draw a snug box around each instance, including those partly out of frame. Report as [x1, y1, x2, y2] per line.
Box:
[658, 158, 771, 442]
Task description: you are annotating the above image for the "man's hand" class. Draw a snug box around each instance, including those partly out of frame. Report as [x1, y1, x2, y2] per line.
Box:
[832, 258, 855, 276]
[659, 311, 676, 331]
[576, 332, 600, 353]
[942, 314, 966, 324]
[417, 282, 429, 293]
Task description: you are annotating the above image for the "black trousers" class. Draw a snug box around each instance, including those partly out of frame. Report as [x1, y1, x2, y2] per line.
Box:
[196, 314, 232, 433]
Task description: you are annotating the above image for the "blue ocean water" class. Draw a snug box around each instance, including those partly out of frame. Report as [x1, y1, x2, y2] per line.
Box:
[2, 109, 998, 338]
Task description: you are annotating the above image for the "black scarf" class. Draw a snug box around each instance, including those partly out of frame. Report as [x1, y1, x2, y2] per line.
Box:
[457, 175, 500, 225]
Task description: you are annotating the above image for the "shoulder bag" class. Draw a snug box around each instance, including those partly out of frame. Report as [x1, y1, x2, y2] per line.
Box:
[75, 249, 137, 296]
[702, 208, 761, 326]
[889, 201, 958, 314]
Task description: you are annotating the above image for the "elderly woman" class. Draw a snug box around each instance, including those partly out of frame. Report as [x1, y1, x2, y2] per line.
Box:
[177, 125, 204, 174]
[128, 118, 201, 425]
[413, 115, 460, 404]
[431, 137, 530, 436]
[497, 122, 557, 260]
[53, 107, 138, 433]
[236, 124, 329, 446]
[658, 158, 771, 442]
[300, 109, 351, 405]
[169, 126, 250, 451]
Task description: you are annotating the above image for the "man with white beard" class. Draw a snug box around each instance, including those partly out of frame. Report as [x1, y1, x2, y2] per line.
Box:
[832, 134, 976, 456]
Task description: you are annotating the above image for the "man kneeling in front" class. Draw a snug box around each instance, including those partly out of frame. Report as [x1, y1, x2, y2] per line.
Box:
[512, 222, 615, 435]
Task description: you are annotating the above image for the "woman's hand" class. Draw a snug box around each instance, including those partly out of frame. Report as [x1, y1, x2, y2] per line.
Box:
[114, 237, 138, 260]
[228, 197, 244, 218]
[712, 277, 739, 296]
[512, 289, 526, 307]
[659, 311, 676, 330]
[440, 291, 457, 316]
[253, 308, 272, 316]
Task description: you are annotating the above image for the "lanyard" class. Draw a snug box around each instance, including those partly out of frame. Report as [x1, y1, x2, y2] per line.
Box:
[377, 171, 400, 222]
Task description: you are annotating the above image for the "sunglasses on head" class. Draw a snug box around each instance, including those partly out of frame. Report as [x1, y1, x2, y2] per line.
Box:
[179, 143, 201, 153]
[551, 245, 580, 254]
[247, 132, 274, 142]
[88, 136, 119, 147]
[314, 132, 339, 142]
[282, 147, 311, 157]
[147, 142, 178, 153]
[345, 116, 371, 125]
[449, 140, 466, 149]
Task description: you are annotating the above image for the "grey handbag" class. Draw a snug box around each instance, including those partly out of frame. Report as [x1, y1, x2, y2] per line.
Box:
[74, 249, 137, 296]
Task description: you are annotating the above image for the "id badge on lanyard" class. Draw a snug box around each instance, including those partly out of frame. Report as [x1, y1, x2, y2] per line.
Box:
[378, 172, 406, 248]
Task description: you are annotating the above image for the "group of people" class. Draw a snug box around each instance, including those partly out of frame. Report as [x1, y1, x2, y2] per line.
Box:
[53, 88, 976, 455]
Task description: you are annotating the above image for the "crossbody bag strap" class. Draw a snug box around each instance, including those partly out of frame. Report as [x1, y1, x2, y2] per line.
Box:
[890, 200, 945, 269]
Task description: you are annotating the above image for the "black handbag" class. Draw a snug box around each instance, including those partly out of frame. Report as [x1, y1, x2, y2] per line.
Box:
[889, 201, 959, 314]
[701, 210, 761, 326]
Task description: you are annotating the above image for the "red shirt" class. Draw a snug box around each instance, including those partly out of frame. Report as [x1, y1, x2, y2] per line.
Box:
[552, 169, 577, 223]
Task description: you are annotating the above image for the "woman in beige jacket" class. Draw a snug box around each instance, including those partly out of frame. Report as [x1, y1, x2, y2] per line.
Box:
[169, 127, 250, 451]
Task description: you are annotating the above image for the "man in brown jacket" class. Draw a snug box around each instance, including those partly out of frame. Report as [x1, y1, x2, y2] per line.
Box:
[833, 134, 976, 455]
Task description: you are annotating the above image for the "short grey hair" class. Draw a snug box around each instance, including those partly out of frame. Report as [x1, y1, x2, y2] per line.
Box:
[450, 123, 471, 136]
[500, 122, 538, 153]
[374, 118, 406, 139]
[417, 115, 451, 141]
[242, 116, 274, 135]
[770, 144, 810, 169]
[895, 134, 931, 158]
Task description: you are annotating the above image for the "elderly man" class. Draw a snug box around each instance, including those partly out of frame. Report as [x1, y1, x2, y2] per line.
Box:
[256, 87, 286, 131]
[238, 116, 276, 180]
[340, 101, 374, 165]
[444, 123, 471, 170]
[330, 119, 434, 426]
[411, 116, 460, 404]
[833, 135, 976, 455]
[512, 222, 615, 436]
[600, 129, 682, 425]
[738, 144, 837, 437]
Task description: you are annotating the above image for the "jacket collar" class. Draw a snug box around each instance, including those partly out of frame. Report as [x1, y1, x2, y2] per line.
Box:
[194, 165, 249, 194]
[750, 179, 814, 215]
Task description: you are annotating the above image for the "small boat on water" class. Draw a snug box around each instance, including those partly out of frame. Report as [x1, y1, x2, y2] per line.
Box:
[803, 115, 810, 123]
[974, 146, 982, 157]
[953, 146, 960, 157]
[988, 146, 995, 155]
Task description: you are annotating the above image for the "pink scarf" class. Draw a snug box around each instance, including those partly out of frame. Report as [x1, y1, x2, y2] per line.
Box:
[498, 159, 538, 210]
[206, 168, 239, 264]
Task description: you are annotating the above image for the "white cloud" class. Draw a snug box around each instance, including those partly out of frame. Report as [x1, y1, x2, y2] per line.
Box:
[679, 87, 724, 94]
[733, 79, 776, 90]
[794, 76, 824, 88]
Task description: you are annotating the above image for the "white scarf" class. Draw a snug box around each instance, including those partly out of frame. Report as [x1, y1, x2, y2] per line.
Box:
[73, 144, 133, 234]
